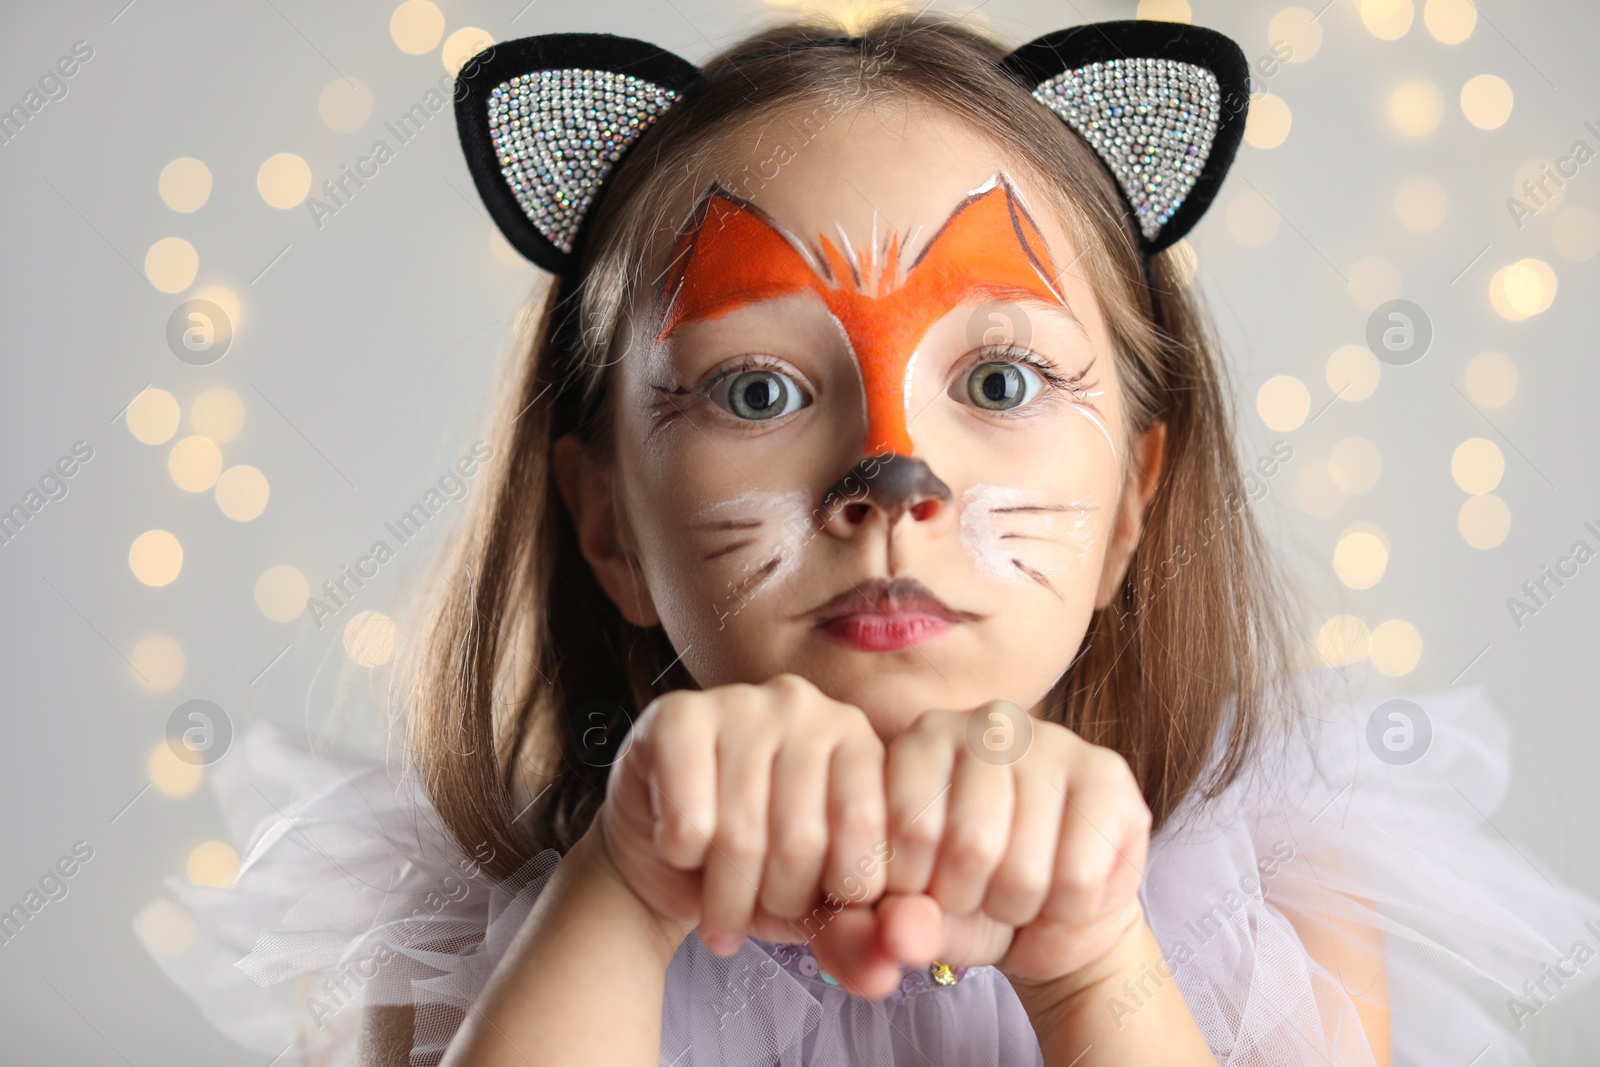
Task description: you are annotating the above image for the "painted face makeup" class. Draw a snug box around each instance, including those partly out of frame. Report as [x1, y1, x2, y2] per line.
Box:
[656, 171, 1101, 459]
[611, 124, 1138, 733]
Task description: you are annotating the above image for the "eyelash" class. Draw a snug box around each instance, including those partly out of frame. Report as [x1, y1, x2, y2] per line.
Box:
[649, 354, 805, 421]
[965, 346, 1095, 415]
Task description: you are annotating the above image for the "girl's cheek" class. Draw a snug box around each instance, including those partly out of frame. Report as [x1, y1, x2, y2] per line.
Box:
[958, 483, 1104, 586]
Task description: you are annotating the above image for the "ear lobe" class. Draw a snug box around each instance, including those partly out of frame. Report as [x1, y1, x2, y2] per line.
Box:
[1095, 422, 1167, 610]
[552, 435, 660, 628]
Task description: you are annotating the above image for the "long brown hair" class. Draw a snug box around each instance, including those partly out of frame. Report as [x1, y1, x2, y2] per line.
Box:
[401, 11, 1293, 881]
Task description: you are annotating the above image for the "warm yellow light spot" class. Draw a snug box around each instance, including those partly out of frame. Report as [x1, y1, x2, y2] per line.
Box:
[256, 565, 310, 622]
[1553, 208, 1600, 262]
[1245, 94, 1292, 149]
[390, 0, 445, 54]
[158, 158, 212, 213]
[1269, 7, 1323, 62]
[1361, 0, 1414, 40]
[1294, 462, 1347, 518]
[1492, 258, 1557, 318]
[216, 465, 269, 521]
[1460, 74, 1513, 130]
[319, 77, 374, 133]
[1334, 528, 1388, 589]
[148, 742, 202, 797]
[1329, 437, 1383, 493]
[190, 387, 244, 444]
[1317, 614, 1370, 666]
[1459, 493, 1511, 549]
[1511, 158, 1565, 215]
[1464, 351, 1517, 408]
[1226, 189, 1280, 246]
[1136, 0, 1191, 23]
[490, 230, 527, 268]
[1389, 80, 1444, 137]
[129, 530, 183, 587]
[190, 284, 241, 331]
[1327, 344, 1381, 402]
[127, 388, 181, 445]
[257, 152, 312, 209]
[130, 634, 185, 692]
[137, 900, 196, 957]
[186, 841, 240, 888]
[1369, 619, 1423, 676]
[1163, 238, 1199, 289]
[168, 435, 223, 492]
[145, 237, 198, 294]
[1451, 437, 1505, 494]
[1256, 375, 1311, 432]
[443, 27, 495, 76]
[1347, 255, 1402, 312]
[1423, 0, 1476, 43]
[1487, 265, 1528, 322]
[1394, 175, 1448, 232]
[345, 610, 398, 667]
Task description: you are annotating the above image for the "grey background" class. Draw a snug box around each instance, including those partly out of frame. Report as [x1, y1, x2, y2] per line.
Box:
[1, 0, 1596, 1062]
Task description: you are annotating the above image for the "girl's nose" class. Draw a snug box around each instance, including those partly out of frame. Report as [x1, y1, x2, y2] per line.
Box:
[821, 453, 952, 533]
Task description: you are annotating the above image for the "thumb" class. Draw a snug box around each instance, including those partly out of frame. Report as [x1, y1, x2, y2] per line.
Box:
[875, 892, 1015, 969]
[935, 907, 1015, 968]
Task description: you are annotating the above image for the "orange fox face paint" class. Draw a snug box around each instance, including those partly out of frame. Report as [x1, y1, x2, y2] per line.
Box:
[655, 172, 1072, 457]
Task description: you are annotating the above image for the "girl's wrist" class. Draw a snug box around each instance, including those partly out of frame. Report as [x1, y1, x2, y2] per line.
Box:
[1005, 901, 1153, 1038]
[568, 817, 693, 967]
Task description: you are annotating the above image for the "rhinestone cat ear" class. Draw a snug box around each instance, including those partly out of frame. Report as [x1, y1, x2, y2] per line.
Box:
[452, 34, 701, 274]
[1002, 21, 1249, 255]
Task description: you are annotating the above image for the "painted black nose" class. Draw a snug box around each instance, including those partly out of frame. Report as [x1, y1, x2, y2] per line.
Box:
[824, 453, 952, 526]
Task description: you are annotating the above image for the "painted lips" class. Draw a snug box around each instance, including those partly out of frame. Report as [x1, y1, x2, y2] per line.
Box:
[805, 576, 976, 652]
[820, 611, 956, 651]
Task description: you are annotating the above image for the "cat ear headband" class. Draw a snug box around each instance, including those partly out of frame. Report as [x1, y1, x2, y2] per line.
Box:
[451, 21, 1249, 277]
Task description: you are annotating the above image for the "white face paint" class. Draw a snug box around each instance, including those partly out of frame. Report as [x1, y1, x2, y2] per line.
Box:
[958, 484, 1099, 585]
[687, 489, 815, 620]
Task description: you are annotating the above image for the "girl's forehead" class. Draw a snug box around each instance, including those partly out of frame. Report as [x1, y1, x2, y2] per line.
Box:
[668, 100, 1083, 280]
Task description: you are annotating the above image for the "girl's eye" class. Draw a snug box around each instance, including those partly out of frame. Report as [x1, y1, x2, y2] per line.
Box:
[716, 369, 809, 421]
[963, 360, 1045, 411]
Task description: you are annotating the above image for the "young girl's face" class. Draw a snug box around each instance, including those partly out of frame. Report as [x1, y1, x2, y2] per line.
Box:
[562, 100, 1160, 740]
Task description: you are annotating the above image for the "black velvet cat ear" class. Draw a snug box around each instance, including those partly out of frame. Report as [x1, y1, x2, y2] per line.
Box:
[453, 34, 701, 275]
[1002, 21, 1249, 255]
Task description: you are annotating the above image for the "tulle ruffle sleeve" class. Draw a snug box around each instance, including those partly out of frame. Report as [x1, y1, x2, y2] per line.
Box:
[1140, 677, 1600, 1066]
[140, 718, 567, 1066]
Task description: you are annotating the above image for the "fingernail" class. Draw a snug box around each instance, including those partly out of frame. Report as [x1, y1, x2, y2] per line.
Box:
[704, 931, 741, 955]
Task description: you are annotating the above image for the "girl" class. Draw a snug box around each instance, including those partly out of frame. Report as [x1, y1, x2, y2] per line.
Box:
[149, 12, 1600, 1067]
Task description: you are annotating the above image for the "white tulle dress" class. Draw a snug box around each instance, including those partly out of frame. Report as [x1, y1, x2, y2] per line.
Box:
[144, 672, 1600, 1066]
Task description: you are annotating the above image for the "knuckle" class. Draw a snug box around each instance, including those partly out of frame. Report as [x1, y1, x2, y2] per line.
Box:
[943, 828, 1002, 872]
[771, 822, 827, 868]
[1055, 854, 1105, 896]
[894, 816, 941, 851]
[834, 795, 883, 839]
[716, 818, 766, 862]
[995, 859, 1051, 903]
[767, 672, 815, 700]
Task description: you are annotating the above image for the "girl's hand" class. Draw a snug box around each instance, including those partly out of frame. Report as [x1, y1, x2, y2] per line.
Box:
[596, 673, 891, 957]
[869, 704, 1152, 986]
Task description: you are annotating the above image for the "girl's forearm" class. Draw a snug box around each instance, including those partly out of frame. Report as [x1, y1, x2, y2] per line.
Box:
[1013, 918, 1217, 1067]
[440, 827, 689, 1067]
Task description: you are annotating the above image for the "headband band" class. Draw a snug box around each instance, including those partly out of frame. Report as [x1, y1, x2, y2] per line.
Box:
[454, 22, 1250, 441]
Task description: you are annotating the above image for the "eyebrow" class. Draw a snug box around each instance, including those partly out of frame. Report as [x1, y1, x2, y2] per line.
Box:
[955, 286, 1090, 345]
